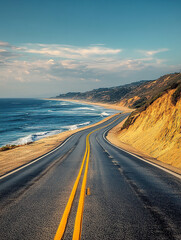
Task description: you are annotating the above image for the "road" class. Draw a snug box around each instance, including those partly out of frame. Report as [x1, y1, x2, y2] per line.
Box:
[0, 113, 181, 240]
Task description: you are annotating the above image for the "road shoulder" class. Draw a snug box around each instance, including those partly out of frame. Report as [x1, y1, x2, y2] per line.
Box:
[107, 117, 181, 176]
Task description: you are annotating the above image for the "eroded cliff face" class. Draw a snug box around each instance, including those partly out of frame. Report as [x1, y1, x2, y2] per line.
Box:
[119, 89, 181, 168]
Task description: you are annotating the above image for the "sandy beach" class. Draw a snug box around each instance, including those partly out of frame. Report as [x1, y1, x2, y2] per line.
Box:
[46, 98, 133, 112]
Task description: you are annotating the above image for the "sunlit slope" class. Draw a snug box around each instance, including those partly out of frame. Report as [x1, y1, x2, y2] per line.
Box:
[119, 72, 181, 108]
[119, 89, 181, 168]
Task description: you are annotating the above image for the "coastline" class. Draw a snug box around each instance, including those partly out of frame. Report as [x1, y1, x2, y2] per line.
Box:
[45, 98, 133, 112]
[1, 97, 180, 177]
[1, 98, 132, 176]
[0, 113, 120, 177]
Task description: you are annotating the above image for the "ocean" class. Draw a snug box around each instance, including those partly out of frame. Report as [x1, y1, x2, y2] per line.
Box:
[0, 98, 117, 147]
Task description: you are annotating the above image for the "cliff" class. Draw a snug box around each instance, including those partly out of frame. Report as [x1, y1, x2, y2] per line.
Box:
[119, 72, 181, 108]
[118, 89, 181, 168]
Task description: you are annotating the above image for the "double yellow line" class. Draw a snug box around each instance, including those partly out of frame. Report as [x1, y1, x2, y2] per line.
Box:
[54, 114, 121, 240]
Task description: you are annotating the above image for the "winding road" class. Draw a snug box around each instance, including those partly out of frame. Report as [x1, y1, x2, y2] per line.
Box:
[0, 113, 181, 240]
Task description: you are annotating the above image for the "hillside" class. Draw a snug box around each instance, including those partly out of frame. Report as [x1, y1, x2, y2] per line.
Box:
[117, 73, 181, 169]
[56, 73, 181, 110]
[119, 72, 181, 108]
[56, 80, 148, 103]
[121, 73, 181, 130]
[118, 88, 181, 168]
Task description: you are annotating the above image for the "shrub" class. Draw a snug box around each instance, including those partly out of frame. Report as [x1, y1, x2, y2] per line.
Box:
[132, 97, 147, 108]
[121, 111, 140, 130]
[171, 84, 181, 105]
[0, 145, 18, 151]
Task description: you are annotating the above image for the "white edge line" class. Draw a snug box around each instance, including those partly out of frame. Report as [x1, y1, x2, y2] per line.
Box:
[0, 135, 74, 181]
[103, 131, 181, 180]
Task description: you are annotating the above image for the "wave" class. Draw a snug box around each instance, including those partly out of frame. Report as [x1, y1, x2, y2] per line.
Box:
[60, 102, 71, 106]
[100, 112, 110, 117]
[25, 126, 43, 130]
[63, 121, 91, 130]
[11, 129, 63, 145]
[10, 121, 91, 145]
[74, 107, 95, 111]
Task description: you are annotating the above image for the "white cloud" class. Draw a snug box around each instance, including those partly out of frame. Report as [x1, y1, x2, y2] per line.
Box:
[0, 41, 179, 97]
[22, 43, 122, 59]
[137, 48, 169, 56]
[61, 60, 80, 69]
[0, 49, 6, 52]
[0, 41, 10, 47]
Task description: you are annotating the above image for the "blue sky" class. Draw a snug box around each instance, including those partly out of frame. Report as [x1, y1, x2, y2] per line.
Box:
[0, 0, 181, 97]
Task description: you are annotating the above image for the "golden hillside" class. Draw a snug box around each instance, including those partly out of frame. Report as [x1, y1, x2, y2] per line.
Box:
[118, 89, 181, 168]
[119, 72, 181, 108]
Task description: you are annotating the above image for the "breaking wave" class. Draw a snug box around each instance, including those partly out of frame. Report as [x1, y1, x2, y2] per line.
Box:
[0, 98, 118, 147]
[11, 130, 63, 145]
[100, 112, 110, 117]
[10, 121, 91, 145]
[63, 121, 91, 131]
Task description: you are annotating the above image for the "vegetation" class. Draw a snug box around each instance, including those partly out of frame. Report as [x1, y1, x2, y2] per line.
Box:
[171, 83, 181, 105]
[132, 97, 147, 108]
[122, 73, 181, 130]
[56, 80, 148, 103]
[146, 79, 181, 108]
[0, 145, 18, 151]
[121, 111, 140, 130]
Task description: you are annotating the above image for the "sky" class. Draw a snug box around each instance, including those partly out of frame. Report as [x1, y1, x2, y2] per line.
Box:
[0, 0, 181, 97]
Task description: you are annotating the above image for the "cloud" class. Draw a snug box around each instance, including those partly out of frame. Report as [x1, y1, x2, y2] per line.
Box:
[0, 41, 180, 97]
[0, 41, 10, 47]
[137, 48, 169, 56]
[21, 43, 122, 59]
[0, 41, 21, 61]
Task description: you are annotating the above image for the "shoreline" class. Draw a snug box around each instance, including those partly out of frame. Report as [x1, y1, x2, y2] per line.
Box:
[0, 113, 120, 177]
[1, 98, 127, 150]
[45, 98, 133, 112]
[1, 98, 131, 176]
[1, 97, 180, 177]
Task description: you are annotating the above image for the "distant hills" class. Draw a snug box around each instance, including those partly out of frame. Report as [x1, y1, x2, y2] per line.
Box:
[55, 80, 149, 103]
[56, 72, 181, 110]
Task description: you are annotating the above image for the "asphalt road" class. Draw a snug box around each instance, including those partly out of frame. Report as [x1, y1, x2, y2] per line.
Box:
[0, 113, 181, 240]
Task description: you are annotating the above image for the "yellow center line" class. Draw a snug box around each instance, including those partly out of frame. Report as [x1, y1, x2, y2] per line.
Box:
[54, 114, 121, 240]
[72, 132, 91, 240]
[54, 136, 88, 240]
[72, 116, 121, 240]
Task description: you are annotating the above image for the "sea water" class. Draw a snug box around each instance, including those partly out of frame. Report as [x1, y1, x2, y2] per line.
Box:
[0, 98, 118, 147]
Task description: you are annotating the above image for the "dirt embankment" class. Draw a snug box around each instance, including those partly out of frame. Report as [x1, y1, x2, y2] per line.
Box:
[113, 89, 181, 169]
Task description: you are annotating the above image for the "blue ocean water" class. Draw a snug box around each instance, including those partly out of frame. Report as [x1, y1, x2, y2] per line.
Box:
[0, 98, 117, 147]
